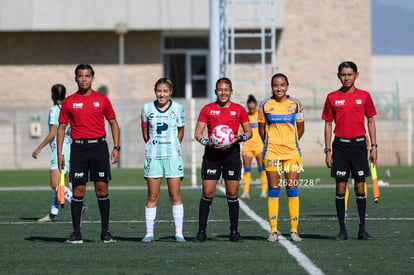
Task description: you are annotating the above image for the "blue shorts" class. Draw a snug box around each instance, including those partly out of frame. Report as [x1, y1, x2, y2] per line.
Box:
[144, 156, 184, 178]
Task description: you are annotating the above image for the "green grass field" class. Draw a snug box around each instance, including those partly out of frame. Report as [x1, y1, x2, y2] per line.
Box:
[0, 167, 413, 274]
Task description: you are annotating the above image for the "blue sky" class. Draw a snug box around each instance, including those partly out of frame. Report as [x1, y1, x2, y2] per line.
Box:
[372, 0, 414, 54]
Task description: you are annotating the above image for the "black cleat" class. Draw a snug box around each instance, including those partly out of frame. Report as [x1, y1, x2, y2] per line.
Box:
[66, 232, 83, 244]
[193, 231, 207, 243]
[229, 231, 243, 242]
[358, 231, 373, 240]
[335, 230, 348, 241]
[101, 231, 116, 243]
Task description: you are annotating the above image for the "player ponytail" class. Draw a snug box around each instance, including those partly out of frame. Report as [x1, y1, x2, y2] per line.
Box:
[51, 84, 66, 105]
[247, 94, 257, 105]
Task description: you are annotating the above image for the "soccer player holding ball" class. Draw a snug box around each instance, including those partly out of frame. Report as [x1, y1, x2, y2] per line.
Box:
[258, 73, 304, 242]
[240, 94, 268, 199]
[141, 78, 186, 243]
[193, 78, 251, 242]
[322, 61, 377, 241]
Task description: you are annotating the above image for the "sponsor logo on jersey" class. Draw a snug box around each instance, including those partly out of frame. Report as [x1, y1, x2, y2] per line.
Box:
[156, 122, 168, 134]
[94, 102, 100, 108]
[73, 103, 84, 109]
[149, 113, 154, 119]
[335, 100, 345, 106]
[210, 110, 220, 116]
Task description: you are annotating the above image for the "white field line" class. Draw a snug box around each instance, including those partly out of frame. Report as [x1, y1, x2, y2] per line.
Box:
[1, 217, 413, 226]
[217, 186, 324, 275]
[1, 183, 414, 191]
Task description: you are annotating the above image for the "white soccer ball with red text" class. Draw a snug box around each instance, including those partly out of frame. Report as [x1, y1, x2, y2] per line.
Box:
[211, 125, 235, 147]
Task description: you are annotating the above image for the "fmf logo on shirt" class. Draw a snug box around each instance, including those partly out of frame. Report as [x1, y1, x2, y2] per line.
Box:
[94, 102, 100, 108]
[73, 103, 84, 109]
[335, 100, 345, 106]
[210, 110, 220, 116]
[230, 111, 236, 116]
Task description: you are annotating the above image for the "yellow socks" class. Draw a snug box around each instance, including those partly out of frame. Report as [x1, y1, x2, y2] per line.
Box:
[287, 188, 299, 233]
[242, 171, 251, 193]
[268, 189, 280, 233]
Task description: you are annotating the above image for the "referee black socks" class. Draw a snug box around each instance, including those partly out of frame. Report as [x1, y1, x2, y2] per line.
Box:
[71, 196, 84, 233]
[98, 195, 110, 233]
[198, 195, 213, 233]
[335, 194, 346, 231]
[227, 197, 239, 233]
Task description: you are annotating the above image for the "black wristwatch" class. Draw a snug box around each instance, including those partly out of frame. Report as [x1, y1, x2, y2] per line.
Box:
[114, 146, 121, 151]
[324, 148, 332, 154]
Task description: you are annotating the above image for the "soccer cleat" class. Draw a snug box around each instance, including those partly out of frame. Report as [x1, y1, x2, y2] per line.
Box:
[240, 192, 250, 199]
[175, 236, 186, 243]
[358, 231, 373, 240]
[66, 232, 83, 244]
[229, 231, 243, 242]
[267, 232, 278, 242]
[37, 213, 58, 222]
[259, 192, 268, 199]
[193, 231, 207, 243]
[335, 230, 348, 241]
[141, 235, 154, 243]
[101, 231, 116, 243]
[290, 232, 302, 242]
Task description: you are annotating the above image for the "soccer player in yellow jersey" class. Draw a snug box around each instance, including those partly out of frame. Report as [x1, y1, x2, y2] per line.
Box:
[258, 73, 304, 242]
[240, 95, 268, 199]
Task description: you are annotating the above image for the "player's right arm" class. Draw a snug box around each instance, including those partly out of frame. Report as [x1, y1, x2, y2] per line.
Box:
[57, 123, 67, 169]
[324, 120, 333, 168]
[194, 121, 207, 144]
[32, 125, 57, 159]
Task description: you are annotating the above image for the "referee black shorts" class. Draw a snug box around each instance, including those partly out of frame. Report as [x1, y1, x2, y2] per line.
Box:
[201, 146, 242, 181]
[70, 137, 111, 184]
[331, 136, 370, 180]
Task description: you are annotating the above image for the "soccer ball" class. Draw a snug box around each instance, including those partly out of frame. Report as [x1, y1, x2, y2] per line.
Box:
[211, 125, 234, 147]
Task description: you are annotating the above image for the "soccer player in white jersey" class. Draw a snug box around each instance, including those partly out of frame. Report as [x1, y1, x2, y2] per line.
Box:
[140, 78, 186, 242]
[32, 84, 79, 222]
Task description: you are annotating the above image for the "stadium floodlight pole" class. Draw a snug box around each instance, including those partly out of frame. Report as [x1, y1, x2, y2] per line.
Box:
[115, 22, 128, 168]
[209, 0, 221, 102]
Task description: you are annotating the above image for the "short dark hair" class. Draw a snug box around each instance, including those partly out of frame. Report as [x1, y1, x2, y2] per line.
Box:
[75, 64, 95, 76]
[51, 84, 66, 104]
[271, 73, 289, 86]
[338, 61, 358, 74]
[215, 77, 232, 90]
[247, 94, 257, 105]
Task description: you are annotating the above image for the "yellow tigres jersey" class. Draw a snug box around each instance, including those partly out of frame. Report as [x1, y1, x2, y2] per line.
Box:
[242, 111, 264, 152]
[258, 96, 304, 160]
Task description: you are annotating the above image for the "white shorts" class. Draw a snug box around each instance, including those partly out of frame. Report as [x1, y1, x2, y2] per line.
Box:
[144, 156, 184, 178]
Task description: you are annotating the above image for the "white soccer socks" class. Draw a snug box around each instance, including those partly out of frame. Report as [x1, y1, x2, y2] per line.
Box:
[144, 207, 157, 238]
[172, 204, 184, 238]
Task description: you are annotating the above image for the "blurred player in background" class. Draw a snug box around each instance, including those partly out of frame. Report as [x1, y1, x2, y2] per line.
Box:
[193, 77, 251, 242]
[322, 61, 377, 241]
[240, 94, 268, 199]
[140, 78, 186, 243]
[32, 84, 81, 222]
[259, 73, 305, 242]
[58, 64, 120, 244]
